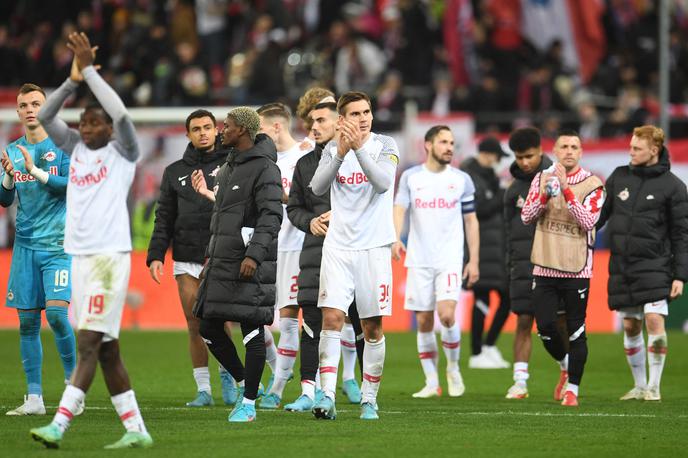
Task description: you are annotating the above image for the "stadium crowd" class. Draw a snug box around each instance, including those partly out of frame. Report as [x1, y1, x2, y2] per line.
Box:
[1, 0, 688, 135]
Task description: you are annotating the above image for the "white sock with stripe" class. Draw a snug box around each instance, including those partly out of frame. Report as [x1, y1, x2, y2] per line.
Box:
[417, 331, 439, 388]
[111, 390, 147, 433]
[318, 330, 341, 401]
[52, 385, 85, 433]
[647, 334, 667, 389]
[361, 337, 386, 405]
[513, 361, 529, 387]
[301, 380, 316, 400]
[341, 323, 357, 382]
[623, 331, 647, 389]
[271, 318, 299, 397]
[441, 324, 461, 374]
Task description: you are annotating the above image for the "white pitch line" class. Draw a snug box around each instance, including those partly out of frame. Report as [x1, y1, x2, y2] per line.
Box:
[4, 406, 684, 419]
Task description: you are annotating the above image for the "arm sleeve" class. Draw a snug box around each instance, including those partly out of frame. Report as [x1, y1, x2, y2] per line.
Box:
[461, 174, 476, 214]
[146, 169, 177, 266]
[668, 179, 688, 281]
[310, 146, 343, 196]
[393, 170, 411, 209]
[245, 164, 283, 264]
[37, 78, 81, 154]
[44, 174, 68, 193]
[521, 172, 548, 225]
[82, 66, 139, 162]
[562, 186, 605, 231]
[287, 161, 318, 234]
[596, 172, 614, 230]
[354, 136, 399, 194]
[0, 173, 15, 207]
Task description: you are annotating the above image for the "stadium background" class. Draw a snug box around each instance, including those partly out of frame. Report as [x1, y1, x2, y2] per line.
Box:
[1, 0, 688, 333]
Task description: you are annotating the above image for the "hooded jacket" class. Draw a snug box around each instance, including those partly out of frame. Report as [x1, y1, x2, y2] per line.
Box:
[461, 157, 507, 290]
[147, 141, 229, 266]
[194, 134, 283, 325]
[504, 155, 553, 312]
[597, 147, 688, 309]
[286, 144, 330, 306]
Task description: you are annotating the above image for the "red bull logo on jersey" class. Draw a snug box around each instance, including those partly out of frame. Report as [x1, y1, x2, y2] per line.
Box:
[336, 172, 369, 185]
[14, 166, 59, 182]
[42, 151, 57, 162]
[70, 165, 108, 187]
[414, 198, 458, 209]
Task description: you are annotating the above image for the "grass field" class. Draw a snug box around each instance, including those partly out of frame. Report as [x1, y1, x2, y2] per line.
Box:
[1, 329, 686, 457]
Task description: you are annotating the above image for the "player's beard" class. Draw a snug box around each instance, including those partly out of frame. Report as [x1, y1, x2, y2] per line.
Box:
[431, 148, 451, 165]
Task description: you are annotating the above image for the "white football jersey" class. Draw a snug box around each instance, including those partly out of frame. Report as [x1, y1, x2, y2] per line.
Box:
[64, 141, 136, 255]
[395, 165, 475, 268]
[323, 132, 399, 250]
[276, 141, 308, 252]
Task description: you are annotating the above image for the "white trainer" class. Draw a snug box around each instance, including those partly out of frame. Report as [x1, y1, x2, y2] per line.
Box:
[6, 394, 46, 416]
[644, 386, 661, 401]
[412, 385, 442, 398]
[505, 383, 529, 399]
[482, 346, 511, 368]
[446, 371, 465, 397]
[619, 386, 646, 401]
[469, 352, 502, 369]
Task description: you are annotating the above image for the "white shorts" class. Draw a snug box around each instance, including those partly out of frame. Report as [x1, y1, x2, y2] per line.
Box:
[617, 300, 669, 320]
[71, 252, 131, 342]
[276, 250, 300, 309]
[404, 265, 462, 312]
[318, 245, 392, 319]
[173, 261, 204, 279]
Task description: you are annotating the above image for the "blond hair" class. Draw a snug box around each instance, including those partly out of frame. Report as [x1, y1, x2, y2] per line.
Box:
[296, 87, 335, 129]
[633, 125, 665, 150]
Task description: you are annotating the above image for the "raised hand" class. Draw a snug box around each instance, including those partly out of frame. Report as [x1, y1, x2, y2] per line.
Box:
[553, 163, 568, 190]
[16, 145, 34, 173]
[66, 32, 97, 71]
[1, 150, 14, 175]
[340, 119, 364, 151]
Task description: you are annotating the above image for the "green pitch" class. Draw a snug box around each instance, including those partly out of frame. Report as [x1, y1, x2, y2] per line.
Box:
[1, 330, 686, 457]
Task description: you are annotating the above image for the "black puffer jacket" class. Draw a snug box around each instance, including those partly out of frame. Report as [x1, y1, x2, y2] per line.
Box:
[461, 157, 507, 290]
[504, 155, 553, 310]
[597, 147, 688, 309]
[286, 144, 330, 306]
[146, 142, 229, 266]
[194, 134, 283, 325]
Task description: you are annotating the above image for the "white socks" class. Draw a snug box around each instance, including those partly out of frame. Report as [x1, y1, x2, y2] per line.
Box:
[417, 331, 439, 388]
[111, 390, 147, 433]
[567, 383, 579, 396]
[559, 354, 569, 372]
[647, 334, 667, 389]
[264, 326, 277, 373]
[53, 385, 85, 433]
[441, 324, 461, 373]
[513, 361, 529, 387]
[271, 318, 299, 397]
[361, 337, 386, 405]
[193, 367, 211, 393]
[341, 323, 357, 382]
[319, 330, 342, 400]
[301, 380, 316, 400]
[623, 332, 647, 389]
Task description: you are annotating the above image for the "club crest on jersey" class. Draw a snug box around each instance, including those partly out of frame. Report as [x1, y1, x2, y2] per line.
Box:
[209, 166, 220, 177]
[516, 195, 525, 208]
[7, 290, 13, 301]
[42, 151, 56, 162]
[618, 188, 629, 201]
